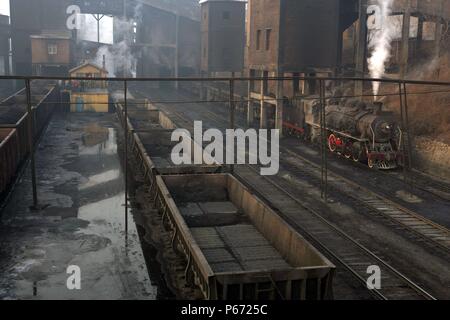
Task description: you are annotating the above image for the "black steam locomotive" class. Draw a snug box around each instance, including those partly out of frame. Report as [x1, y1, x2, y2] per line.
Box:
[283, 95, 403, 170]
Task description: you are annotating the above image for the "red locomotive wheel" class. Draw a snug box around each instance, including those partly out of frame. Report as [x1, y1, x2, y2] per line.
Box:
[328, 134, 337, 152]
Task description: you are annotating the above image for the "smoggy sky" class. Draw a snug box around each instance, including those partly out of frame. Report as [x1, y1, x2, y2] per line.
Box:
[0, 0, 9, 16]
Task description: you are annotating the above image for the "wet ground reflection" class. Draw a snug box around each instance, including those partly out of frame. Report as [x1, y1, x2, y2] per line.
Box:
[0, 113, 157, 300]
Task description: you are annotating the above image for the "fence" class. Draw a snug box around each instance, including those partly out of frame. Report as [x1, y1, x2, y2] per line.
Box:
[1, 74, 450, 223]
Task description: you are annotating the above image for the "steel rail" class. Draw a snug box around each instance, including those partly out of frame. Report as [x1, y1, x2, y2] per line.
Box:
[234, 165, 436, 301]
[280, 147, 450, 252]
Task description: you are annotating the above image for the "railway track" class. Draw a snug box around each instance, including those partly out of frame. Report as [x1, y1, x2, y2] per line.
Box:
[321, 141, 450, 203]
[400, 170, 450, 202]
[203, 93, 449, 250]
[279, 147, 450, 253]
[234, 165, 435, 300]
[150, 88, 450, 253]
[133, 88, 444, 299]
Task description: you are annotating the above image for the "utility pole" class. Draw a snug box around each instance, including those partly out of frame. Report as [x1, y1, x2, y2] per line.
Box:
[123, 0, 129, 247]
[92, 14, 105, 43]
[123, 0, 128, 78]
[175, 13, 180, 89]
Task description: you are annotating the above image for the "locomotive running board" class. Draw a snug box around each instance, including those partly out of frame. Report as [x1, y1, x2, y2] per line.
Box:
[305, 121, 370, 143]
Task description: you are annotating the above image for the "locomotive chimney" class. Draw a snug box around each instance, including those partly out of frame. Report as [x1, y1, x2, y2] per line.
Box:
[373, 102, 383, 115]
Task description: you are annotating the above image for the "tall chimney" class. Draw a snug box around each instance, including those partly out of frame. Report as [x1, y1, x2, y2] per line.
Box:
[102, 55, 106, 71]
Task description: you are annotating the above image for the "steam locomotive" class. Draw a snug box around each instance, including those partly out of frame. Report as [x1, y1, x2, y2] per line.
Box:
[283, 94, 403, 170]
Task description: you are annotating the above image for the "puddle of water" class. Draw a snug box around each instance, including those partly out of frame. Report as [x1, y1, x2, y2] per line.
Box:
[82, 124, 109, 147]
[79, 169, 121, 190]
[77, 193, 125, 236]
[80, 128, 117, 156]
[0, 116, 159, 300]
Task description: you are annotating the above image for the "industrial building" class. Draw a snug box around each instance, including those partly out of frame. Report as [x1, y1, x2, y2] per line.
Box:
[135, 4, 201, 79]
[0, 14, 10, 76]
[200, 0, 246, 74]
[31, 31, 73, 76]
[244, 0, 450, 133]
[350, 0, 450, 94]
[0, 0, 449, 303]
[9, 0, 72, 75]
[9, 0, 201, 79]
[245, 0, 360, 131]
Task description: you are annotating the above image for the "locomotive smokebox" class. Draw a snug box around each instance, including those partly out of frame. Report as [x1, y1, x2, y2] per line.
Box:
[373, 102, 383, 115]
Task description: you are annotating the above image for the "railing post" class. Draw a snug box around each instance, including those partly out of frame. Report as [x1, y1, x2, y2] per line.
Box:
[247, 75, 254, 127]
[229, 78, 235, 129]
[402, 82, 414, 192]
[229, 78, 235, 174]
[25, 78, 38, 210]
[398, 82, 408, 187]
[319, 79, 328, 202]
[124, 80, 129, 246]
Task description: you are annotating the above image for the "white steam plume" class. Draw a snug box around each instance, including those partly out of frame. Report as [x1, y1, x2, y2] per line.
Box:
[91, 4, 142, 77]
[367, 0, 394, 99]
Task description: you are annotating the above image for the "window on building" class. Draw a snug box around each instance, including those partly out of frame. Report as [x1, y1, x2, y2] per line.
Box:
[265, 29, 272, 50]
[222, 11, 230, 20]
[48, 44, 58, 55]
[256, 30, 261, 50]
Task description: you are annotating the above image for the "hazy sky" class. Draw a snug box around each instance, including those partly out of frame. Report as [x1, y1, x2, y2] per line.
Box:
[0, 0, 9, 16]
[78, 14, 114, 44]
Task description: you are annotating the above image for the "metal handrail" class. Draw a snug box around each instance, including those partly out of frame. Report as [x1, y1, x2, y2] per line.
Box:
[1, 75, 450, 86]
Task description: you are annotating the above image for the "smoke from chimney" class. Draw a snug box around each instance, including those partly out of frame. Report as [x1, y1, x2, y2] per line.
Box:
[367, 0, 395, 99]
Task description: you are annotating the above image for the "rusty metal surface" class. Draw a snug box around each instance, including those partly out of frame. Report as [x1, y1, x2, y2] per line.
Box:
[156, 173, 335, 300]
[0, 84, 58, 200]
[192, 224, 291, 273]
[0, 129, 19, 195]
[116, 101, 222, 177]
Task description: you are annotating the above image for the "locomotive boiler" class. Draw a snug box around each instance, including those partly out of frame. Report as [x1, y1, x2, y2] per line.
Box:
[284, 96, 403, 170]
